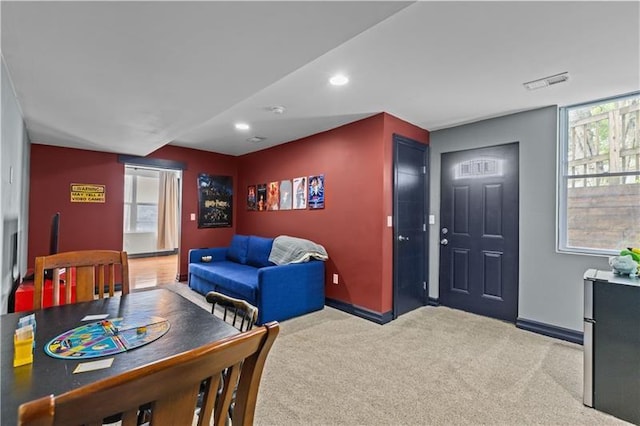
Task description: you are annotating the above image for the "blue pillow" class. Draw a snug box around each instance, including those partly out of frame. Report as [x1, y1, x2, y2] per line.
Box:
[246, 236, 275, 268]
[226, 235, 249, 264]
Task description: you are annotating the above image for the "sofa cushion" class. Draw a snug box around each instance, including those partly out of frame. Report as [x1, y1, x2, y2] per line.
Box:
[226, 234, 249, 264]
[246, 236, 275, 268]
[189, 261, 258, 302]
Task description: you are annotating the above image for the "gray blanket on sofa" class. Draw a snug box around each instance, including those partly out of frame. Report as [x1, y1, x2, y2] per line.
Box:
[268, 235, 329, 265]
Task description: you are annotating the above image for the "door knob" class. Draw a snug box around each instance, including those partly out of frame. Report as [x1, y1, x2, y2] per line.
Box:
[440, 238, 448, 245]
[441, 227, 448, 235]
[398, 235, 409, 241]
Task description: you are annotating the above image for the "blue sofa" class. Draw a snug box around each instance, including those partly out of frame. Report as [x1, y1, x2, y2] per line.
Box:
[188, 235, 325, 324]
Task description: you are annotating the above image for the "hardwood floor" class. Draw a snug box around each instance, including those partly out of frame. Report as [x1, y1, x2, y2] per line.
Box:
[128, 254, 178, 289]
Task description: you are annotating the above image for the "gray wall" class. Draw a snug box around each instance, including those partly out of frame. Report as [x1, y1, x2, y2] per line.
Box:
[429, 106, 609, 332]
[1, 56, 30, 314]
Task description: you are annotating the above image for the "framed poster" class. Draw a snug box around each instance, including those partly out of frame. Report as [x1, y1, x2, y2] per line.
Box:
[267, 181, 280, 210]
[308, 174, 324, 209]
[279, 180, 292, 210]
[197, 174, 232, 228]
[293, 177, 307, 209]
[256, 184, 267, 211]
[247, 185, 257, 211]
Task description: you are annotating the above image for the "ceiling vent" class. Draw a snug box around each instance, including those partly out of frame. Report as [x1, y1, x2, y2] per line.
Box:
[247, 136, 266, 143]
[523, 72, 570, 90]
[267, 105, 286, 115]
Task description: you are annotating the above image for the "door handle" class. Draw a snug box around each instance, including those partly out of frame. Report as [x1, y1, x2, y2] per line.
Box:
[398, 235, 409, 241]
[440, 238, 448, 246]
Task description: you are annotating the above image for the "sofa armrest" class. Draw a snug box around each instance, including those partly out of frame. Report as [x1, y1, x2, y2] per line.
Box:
[257, 261, 325, 323]
[188, 247, 228, 264]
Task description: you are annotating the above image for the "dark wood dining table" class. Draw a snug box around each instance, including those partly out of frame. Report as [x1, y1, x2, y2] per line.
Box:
[1, 287, 238, 425]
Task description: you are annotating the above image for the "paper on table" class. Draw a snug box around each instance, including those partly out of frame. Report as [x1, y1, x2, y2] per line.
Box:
[81, 314, 109, 321]
[15, 324, 34, 341]
[73, 358, 114, 374]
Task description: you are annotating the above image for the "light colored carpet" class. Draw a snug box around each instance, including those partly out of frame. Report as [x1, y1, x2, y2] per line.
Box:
[161, 283, 629, 425]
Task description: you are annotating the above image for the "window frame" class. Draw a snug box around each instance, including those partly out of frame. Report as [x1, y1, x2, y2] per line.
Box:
[557, 91, 640, 255]
[124, 168, 159, 234]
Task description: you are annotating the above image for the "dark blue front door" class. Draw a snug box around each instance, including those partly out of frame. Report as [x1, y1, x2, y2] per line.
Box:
[439, 143, 519, 322]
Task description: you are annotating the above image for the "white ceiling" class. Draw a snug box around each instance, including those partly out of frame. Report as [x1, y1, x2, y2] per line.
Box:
[2, 1, 639, 157]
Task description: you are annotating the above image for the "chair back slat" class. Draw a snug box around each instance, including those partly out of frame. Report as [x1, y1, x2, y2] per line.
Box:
[18, 323, 279, 426]
[33, 250, 130, 309]
[76, 265, 96, 302]
[97, 265, 105, 299]
[195, 374, 221, 426]
[51, 269, 61, 306]
[120, 410, 138, 426]
[109, 264, 116, 296]
[151, 383, 201, 424]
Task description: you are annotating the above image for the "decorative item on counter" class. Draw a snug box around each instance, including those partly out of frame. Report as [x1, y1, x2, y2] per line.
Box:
[609, 250, 639, 277]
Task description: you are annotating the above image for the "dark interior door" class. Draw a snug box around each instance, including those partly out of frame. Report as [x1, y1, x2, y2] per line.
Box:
[439, 143, 518, 322]
[393, 135, 428, 318]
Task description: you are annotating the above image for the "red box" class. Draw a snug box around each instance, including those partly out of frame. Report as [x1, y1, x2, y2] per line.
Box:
[15, 274, 77, 312]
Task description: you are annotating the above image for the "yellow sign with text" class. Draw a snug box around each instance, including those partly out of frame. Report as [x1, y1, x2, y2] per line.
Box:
[70, 183, 106, 203]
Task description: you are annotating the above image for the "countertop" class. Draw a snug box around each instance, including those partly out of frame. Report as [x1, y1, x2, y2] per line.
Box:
[584, 268, 640, 288]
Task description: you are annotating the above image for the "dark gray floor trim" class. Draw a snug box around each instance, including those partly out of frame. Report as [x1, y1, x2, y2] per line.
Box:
[516, 317, 583, 345]
[428, 297, 439, 306]
[325, 298, 393, 324]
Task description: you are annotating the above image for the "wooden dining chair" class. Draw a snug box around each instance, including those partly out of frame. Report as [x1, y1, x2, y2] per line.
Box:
[203, 291, 259, 425]
[205, 291, 259, 332]
[17, 322, 279, 426]
[33, 250, 130, 310]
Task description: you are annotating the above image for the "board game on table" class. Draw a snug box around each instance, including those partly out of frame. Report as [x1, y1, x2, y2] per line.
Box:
[45, 314, 170, 359]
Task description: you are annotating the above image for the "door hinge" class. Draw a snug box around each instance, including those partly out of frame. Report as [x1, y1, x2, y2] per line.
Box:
[423, 223, 426, 232]
[423, 282, 427, 291]
[422, 166, 427, 174]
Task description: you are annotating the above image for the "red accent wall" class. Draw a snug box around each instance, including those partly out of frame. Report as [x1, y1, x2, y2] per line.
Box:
[236, 113, 428, 314]
[28, 146, 124, 264]
[28, 144, 237, 277]
[28, 113, 427, 316]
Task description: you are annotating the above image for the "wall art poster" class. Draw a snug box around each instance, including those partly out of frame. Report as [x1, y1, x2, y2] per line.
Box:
[197, 174, 232, 228]
[293, 177, 307, 209]
[70, 183, 106, 203]
[256, 184, 267, 211]
[308, 174, 324, 209]
[247, 185, 257, 211]
[279, 180, 292, 210]
[267, 181, 280, 211]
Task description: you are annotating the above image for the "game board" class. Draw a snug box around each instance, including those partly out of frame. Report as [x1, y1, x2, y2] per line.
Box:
[45, 315, 170, 359]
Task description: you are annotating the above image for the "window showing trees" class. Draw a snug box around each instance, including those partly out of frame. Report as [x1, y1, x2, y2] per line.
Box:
[559, 92, 640, 254]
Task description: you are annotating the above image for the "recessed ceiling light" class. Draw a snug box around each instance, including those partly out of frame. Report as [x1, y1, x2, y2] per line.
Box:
[234, 122, 250, 131]
[247, 136, 266, 143]
[329, 74, 349, 86]
[523, 72, 570, 91]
